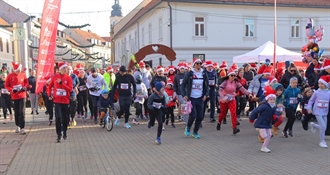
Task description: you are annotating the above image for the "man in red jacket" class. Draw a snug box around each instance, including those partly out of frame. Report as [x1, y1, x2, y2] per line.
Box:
[47, 62, 73, 143]
[5, 62, 29, 134]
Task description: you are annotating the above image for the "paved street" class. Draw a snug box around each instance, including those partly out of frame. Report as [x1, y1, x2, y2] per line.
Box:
[0, 108, 329, 175]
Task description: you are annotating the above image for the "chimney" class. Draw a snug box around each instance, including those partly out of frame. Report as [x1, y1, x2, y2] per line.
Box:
[88, 29, 91, 33]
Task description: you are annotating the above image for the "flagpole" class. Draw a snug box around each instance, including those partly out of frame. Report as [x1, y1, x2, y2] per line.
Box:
[273, 0, 277, 72]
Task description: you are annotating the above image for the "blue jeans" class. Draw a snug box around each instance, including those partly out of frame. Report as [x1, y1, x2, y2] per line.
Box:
[314, 115, 327, 142]
[187, 97, 204, 134]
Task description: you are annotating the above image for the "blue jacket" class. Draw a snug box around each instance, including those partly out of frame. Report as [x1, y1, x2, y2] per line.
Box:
[70, 74, 79, 98]
[283, 86, 302, 109]
[97, 95, 114, 110]
[249, 102, 277, 129]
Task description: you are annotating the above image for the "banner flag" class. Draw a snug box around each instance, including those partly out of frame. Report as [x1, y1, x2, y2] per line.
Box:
[35, 0, 62, 93]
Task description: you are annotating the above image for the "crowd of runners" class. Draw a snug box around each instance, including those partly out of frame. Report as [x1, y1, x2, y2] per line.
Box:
[1, 57, 330, 152]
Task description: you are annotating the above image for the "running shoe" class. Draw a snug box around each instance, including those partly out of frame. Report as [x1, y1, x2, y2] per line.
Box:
[77, 114, 81, 118]
[171, 123, 175, 128]
[319, 141, 328, 148]
[216, 123, 221, 131]
[147, 120, 151, 128]
[233, 128, 240, 134]
[20, 129, 26, 135]
[210, 118, 216, 122]
[124, 123, 131, 129]
[162, 126, 165, 131]
[115, 118, 120, 126]
[155, 137, 161, 144]
[192, 132, 200, 139]
[184, 127, 190, 136]
[132, 118, 139, 125]
[56, 135, 61, 143]
[15, 127, 20, 133]
[260, 147, 270, 153]
[165, 119, 169, 125]
[282, 130, 288, 138]
[72, 120, 77, 126]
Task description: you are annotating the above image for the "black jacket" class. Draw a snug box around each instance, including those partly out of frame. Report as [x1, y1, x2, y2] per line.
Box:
[280, 71, 303, 89]
[181, 69, 209, 100]
[314, 70, 330, 90]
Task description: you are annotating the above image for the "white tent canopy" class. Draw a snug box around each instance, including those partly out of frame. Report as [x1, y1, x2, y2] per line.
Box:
[233, 41, 302, 63]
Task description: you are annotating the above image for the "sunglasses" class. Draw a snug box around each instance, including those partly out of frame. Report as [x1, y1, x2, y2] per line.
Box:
[195, 62, 202, 65]
[230, 74, 236, 77]
[290, 70, 297, 72]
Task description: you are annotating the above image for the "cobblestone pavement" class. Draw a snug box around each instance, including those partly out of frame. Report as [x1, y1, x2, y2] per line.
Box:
[0, 108, 329, 175]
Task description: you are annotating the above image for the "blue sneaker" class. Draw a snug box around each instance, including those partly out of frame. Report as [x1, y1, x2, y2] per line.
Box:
[115, 118, 120, 126]
[124, 123, 131, 129]
[155, 137, 161, 144]
[184, 127, 190, 136]
[192, 132, 200, 139]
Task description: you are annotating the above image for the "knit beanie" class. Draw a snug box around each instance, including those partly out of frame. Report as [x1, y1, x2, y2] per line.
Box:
[271, 83, 284, 91]
[155, 82, 164, 92]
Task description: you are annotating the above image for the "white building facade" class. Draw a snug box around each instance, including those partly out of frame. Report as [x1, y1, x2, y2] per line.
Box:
[0, 26, 14, 69]
[113, 0, 330, 68]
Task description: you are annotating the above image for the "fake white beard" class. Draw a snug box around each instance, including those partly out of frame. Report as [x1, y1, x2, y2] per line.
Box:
[140, 68, 147, 73]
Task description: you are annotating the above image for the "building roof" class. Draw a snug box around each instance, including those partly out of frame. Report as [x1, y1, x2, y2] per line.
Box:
[101, 37, 111, 42]
[113, 0, 329, 39]
[0, 17, 13, 31]
[65, 35, 80, 46]
[74, 29, 106, 42]
[0, 1, 29, 24]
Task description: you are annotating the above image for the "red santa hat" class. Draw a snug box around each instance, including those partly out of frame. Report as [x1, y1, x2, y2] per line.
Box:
[168, 65, 175, 72]
[212, 62, 219, 68]
[167, 79, 173, 86]
[265, 76, 277, 86]
[204, 60, 213, 67]
[231, 63, 238, 72]
[193, 59, 202, 66]
[164, 68, 169, 74]
[139, 61, 145, 68]
[264, 86, 276, 100]
[157, 65, 164, 72]
[12, 62, 22, 71]
[314, 64, 321, 71]
[177, 62, 187, 69]
[227, 66, 236, 76]
[250, 63, 257, 69]
[75, 63, 84, 70]
[322, 59, 330, 70]
[186, 62, 192, 69]
[263, 67, 271, 75]
[219, 61, 228, 69]
[107, 66, 114, 72]
[58, 62, 68, 70]
[318, 75, 330, 88]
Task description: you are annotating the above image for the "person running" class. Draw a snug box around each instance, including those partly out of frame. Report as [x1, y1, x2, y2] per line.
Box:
[28, 70, 38, 115]
[300, 87, 314, 131]
[0, 73, 12, 124]
[249, 86, 278, 153]
[217, 65, 252, 134]
[67, 66, 79, 126]
[307, 75, 330, 148]
[181, 59, 209, 139]
[133, 74, 148, 124]
[147, 82, 166, 144]
[47, 62, 73, 142]
[150, 66, 168, 92]
[173, 62, 187, 122]
[282, 77, 303, 138]
[203, 61, 218, 123]
[86, 68, 107, 124]
[165, 79, 176, 128]
[134, 61, 152, 119]
[5, 62, 29, 134]
[111, 66, 136, 129]
[77, 69, 88, 121]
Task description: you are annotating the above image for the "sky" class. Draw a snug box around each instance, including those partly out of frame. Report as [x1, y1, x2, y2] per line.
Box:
[5, 0, 144, 36]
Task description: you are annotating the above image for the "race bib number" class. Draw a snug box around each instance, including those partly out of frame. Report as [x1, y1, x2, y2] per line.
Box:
[179, 79, 183, 85]
[1, 89, 8, 94]
[56, 89, 67, 96]
[192, 83, 202, 90]
[152, 102, 162, 109]
[120, 83, 129, 90]
[317, 100, 329, 108]
[13, 84, 22, 90]
[79, 85, 87, 91]
[209, 80, 215, 86]
[289, 97, 298, 104]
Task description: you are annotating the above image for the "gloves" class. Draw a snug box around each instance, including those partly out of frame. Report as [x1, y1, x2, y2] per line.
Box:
[13, 89, 18, 93]
[249, 119, 254, 124]
[89, 87, 96, 92]
[20, 87, 26, 92]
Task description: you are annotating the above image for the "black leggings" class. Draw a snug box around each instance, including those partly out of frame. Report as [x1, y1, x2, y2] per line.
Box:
[13, 98, 26, 129]
[284, 108, 296, 131]
[149, 108, 164, 137]
[134, 102, 142, 116]
[1, 94, 12, 119]
[236, 95, 246, 117]
[90, 95, 100, 121]
[54, 103, 69, 136]
[88, 93, 94, 117]
[69, 99, 77, 120]
[77, 91, 88, 115]
[166, 106, 175, 124]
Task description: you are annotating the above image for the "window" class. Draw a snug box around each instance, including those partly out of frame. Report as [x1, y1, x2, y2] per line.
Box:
[6, 40, 9, 53]
[148, 24, 152, 43]
[0, 37, 3, 52]
[245, 18, 254, 37]
[291, 19, 300, 38]
[193, 54, 205, 62]
[194, 17, 205, 36]
[142, 27, 145, 46]
[159, 18, 163, 40]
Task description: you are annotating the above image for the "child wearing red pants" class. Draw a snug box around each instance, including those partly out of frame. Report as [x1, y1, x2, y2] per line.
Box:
[249, 86, 280, 153]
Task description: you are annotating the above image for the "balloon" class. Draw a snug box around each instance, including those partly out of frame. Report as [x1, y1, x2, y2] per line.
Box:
[306, 18, 315, 38]
[301, 45, 308, 53]
[318, 49, 325, 58]
[314, 25, 324, 42]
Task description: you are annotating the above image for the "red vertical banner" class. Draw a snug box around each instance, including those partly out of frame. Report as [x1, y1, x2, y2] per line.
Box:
[35, 0, 62, 93]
